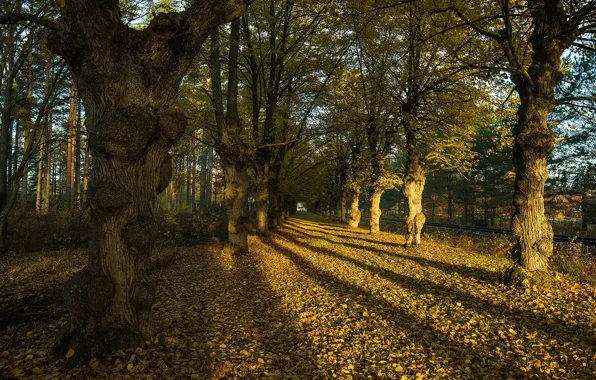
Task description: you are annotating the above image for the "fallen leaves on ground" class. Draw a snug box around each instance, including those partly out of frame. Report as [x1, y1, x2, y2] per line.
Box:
[1, 213, 595, 379]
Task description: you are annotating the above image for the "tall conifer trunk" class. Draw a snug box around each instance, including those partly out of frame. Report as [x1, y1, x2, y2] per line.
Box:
[66, 83, 78, 206]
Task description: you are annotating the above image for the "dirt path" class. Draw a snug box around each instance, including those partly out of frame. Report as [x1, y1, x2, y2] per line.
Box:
[1, 213, 595, 379]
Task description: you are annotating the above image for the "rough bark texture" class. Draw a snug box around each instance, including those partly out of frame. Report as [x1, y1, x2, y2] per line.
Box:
[223, 164, 249, 251]
[340, 191, 347, 224]
[403, 161, 426, 246]
[368, 154, 387, 234]
[47, 0, 245, 361]
[347, 187, 361, 229]
[212, 21, 250, 253]
[255, 169, 269, 234]
[505, 0, 570, 281]
[369, 188, 383, 234]
[66, 83, 78, 206]
[41, 111, 52, 215]
[403, 129, 426, 246]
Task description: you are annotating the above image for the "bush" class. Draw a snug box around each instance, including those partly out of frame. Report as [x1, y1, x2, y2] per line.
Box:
[154, 209, 216, 247]
[551, 240, 596, 284]
[7, 208, 88, 253]
[5, 206, 218, 253]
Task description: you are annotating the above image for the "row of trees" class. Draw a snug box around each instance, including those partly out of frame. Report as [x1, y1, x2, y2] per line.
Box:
[1, 0, 595, 360]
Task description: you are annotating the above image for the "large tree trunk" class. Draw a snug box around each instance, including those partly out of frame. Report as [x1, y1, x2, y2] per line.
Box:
[212, 22, 250, 253]
[255, 166, 270, 234]
[510, 96, 555, 272]
[369, 187, 383, 234]
[403, 160, 426, 246]
[199, 147, 211, 210]
[348, 187, 361, 229]
[267, 171, 282, 229]
[223, 164, 249, 251]
[47, 0, 245, 360]
[340, 191, 347, 224]
[505, 1, 569, 283]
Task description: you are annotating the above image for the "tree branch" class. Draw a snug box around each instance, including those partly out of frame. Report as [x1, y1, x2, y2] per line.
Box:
[0, 13, 57, 31]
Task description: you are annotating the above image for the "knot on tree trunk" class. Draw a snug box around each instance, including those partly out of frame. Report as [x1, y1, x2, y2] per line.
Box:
[89, 182, 131, 213]
[517, 128, 555, 157]
[122, 217, 159, 255]
[157, 108, 187, 142]
[132, 281, 156, 310]
[158, 156, 174, 193]
[63, 268, 115, 326]
[89, 107, 158, 161]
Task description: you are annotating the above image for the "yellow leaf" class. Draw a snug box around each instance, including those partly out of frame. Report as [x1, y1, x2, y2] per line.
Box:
[11, 369, 23, 376]
[32, 367, 43, 374]
[127, 363, 134, 371]
[258, 358, 265, 364]
[66, 348, 75, 358]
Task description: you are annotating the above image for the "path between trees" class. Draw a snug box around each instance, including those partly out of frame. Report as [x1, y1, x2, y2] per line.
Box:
[1, 213, 595, 379]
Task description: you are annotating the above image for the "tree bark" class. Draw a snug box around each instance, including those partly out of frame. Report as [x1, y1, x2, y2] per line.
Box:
[403, 160, 426, 246]
[211, 21, 250, 252]
[41, 111, 52, 215]
[47, 0, 245, 360]
[255, 167, 269, 234]
[510, 96, 555, 272]
[66, 83, 78, 206]
[506, 1, 569, 278]
[369, 187, 383, 234]
[340, 191, 347, 224]
[35, 128, 43, 214]
[348, 187, 361, 229]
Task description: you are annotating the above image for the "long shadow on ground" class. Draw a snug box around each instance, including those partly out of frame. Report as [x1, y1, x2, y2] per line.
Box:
[259, 235, 508, 376]
[230, 249, 323, 378]
[273, 225, 596, 357]
[288, 219, 405, 247]
[281, 223, 498, 284]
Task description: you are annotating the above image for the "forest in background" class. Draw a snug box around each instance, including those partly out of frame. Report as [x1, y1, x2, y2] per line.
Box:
[1, 0, 596, 373]
[1, 0, 595, 248]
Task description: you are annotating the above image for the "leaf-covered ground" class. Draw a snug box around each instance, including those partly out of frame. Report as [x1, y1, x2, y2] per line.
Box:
[1, 213, 595, 379]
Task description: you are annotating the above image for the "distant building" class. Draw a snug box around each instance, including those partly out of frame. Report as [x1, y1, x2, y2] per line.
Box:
[297, 202, 307, 212]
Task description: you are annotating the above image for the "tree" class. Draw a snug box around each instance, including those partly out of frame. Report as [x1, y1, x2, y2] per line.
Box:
[442, 0, 596, 283]
[1, 0, 246, 360]
[210, 21, 252, 252]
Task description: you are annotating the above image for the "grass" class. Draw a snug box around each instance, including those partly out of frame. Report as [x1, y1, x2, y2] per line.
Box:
[1, 213, 595, 379]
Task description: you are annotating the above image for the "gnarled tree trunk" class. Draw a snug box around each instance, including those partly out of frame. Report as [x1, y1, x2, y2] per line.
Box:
[255, 167, 269, 234]
[268, 177, 280, 230]
[506, 1, 569, 283]
[348, 187, 361, 229]
[212, 21, 250, 253]
[369, 187, 383, 234]
[340, 191, 347, 224]
[403, 158, 426, 246]
[223, 163, 249, 251]
[48, 0, 245, 361]
[510, 95, 555, 273]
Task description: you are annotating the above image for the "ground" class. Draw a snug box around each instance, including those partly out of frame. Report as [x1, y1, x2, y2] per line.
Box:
[1, 213, 595, 379]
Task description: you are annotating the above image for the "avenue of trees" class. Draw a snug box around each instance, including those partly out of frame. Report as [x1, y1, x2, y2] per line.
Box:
[1, 0, 596, 360]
